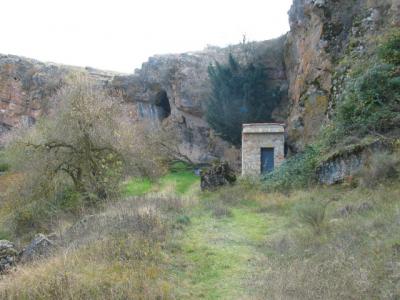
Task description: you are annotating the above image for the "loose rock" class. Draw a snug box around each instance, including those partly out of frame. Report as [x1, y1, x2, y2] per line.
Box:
[200, 161, 236, 191]
[20, 234, 55, 263]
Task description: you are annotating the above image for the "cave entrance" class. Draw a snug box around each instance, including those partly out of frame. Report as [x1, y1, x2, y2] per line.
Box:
[155, 90, 171, 119]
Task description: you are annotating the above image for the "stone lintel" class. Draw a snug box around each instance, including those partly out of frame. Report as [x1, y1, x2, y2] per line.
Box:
[242, 123, 285, 134]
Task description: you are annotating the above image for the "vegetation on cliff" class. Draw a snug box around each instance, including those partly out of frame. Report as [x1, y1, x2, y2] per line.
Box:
[325, 30, 400, 148]
[263, 29, 400, 191]
[206, 53, 280, 146]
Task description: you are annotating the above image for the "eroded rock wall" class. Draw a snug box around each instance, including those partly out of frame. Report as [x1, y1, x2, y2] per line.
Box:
[2, 0, 397, 163]
[0, 38, 288, 164]
[285, 0, 400, 152]
[113, 38, 288, 163]
[0, 54, 119, 134]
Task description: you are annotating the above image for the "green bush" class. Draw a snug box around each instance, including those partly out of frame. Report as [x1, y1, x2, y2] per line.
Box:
[263, 146, 320, 191]
[379, 30, 400, 66]
[176, 214, 191, 226]
[0, 150, 9, 172]
[206, 53, 280, 145]
[55, 188, 84, 214]
[13, 203, 51, 236]
[0, 162, 9, 172]
[12, 186, 88, 237]
[335, 63, 400, 137]
[322, 30, 400, 147]
[0, 230, 11, 241]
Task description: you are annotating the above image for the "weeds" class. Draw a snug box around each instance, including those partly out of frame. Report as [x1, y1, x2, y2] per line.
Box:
[0, 195, 186, 299]
[294, 198, 331, 234]
[212, 204, 233, 218]
[263, 145, 320, 191]
[358, 150, 400, 187]
[250, 183, 400, 299]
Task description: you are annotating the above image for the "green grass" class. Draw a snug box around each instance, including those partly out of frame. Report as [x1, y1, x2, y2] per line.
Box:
[123, 162, 199, 196]
[170, 201, 288, 299]
[160, 170, 198, 195]
[3, 164, 400, 299]
[122, 178, 153, 196]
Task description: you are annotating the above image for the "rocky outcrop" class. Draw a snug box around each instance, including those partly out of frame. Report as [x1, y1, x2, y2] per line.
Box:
[1, 0, 398, 163]
[19, 234, 56, 263]
[285, 0, 400, 152]
[111, 38, 288, 163]
[0, 55, 117, 135]
[316, 139, 392, 184]
[0, 240, 18, 273]
[0, 38, 288, 164]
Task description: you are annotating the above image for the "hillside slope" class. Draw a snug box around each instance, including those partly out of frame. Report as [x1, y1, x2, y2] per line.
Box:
[0, 169, 399, 299]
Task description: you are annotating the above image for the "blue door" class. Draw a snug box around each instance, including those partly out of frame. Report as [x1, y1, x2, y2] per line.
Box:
[261, 148, 274, 174]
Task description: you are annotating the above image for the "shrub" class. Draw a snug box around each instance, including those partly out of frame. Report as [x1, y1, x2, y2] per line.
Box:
[13, 203, 51, 236]
[263, 146, 320, 191]
[55, 188, 85, 214]
[0, 150, 9, 172]
[322, 30, 400, 147]
[294, 198, 330, 234]
[335, 63, 400, 137]
[206, 53, 280, 145]
[7, 76, 174, 203]
[0, 162, 9, 172]
[0, 230, 11, 241]
[176, 214, 191, 225]
[379, 30, 400, 66]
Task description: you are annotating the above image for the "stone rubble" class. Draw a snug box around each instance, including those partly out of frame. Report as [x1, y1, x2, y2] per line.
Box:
[200, 161, 236, 191]
[0, 240, 18, 273]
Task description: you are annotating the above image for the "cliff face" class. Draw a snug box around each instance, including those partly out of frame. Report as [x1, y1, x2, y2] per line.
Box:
[0, 55, 118, 134]
[1, 0, 398, 162]
[0, 38, 288, 164]
[112, 38, 288, 163]
[285, 0, 400, 151]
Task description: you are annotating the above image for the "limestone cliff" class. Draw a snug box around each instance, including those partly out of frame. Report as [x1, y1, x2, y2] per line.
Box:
[0, 54, 118, 134]
[0, 38, 287, 164]
[1, 0, 399, 163]
[285, 0, 400, 151]
[112, 38, 287, 163]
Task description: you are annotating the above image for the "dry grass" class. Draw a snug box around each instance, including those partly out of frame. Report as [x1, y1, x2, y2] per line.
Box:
[1, 170, 399, 299]
[358, 150, 400, 187]
[0, 195, 188, 299]
[248, 183, 400, 299]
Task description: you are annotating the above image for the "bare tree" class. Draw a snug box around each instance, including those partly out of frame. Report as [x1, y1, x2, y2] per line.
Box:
[6, 75, 173, 204]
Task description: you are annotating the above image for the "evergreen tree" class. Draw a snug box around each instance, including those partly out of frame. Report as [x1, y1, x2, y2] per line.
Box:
[206, 53, 280, 146]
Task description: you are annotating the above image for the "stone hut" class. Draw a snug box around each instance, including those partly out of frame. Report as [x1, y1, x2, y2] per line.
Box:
[241, 123, 285, 176]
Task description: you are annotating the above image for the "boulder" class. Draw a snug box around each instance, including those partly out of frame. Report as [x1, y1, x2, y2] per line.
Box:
[20, 234, 55, 263]
[0, 240, 18, 273]
[200, 161, 236, 191]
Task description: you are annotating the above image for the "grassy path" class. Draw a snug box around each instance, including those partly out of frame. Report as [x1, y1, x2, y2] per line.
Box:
[123, 167, 288, 299]
[171, 205, 285, 299]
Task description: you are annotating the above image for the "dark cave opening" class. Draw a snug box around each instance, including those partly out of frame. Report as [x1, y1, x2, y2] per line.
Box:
[154, 90, 171, 119]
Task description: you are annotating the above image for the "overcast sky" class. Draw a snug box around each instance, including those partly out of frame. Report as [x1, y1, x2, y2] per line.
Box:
[1, 0, 292, 73]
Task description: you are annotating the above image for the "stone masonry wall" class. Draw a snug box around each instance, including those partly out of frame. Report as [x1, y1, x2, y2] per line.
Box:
[242, 133, 285, 176]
